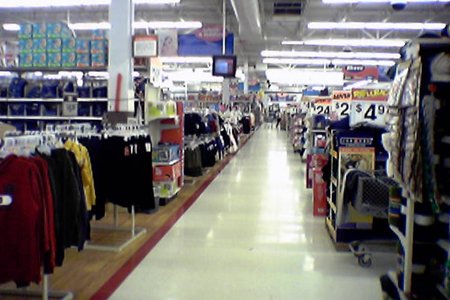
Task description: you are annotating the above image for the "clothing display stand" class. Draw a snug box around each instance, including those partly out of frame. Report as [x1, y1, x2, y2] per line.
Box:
[0, 275, 74, 300]
[85, 205, 147, 252]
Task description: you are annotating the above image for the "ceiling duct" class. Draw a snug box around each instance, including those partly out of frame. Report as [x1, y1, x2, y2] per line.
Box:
[229, 0, 262, 40]
[272, 1, 303, 21]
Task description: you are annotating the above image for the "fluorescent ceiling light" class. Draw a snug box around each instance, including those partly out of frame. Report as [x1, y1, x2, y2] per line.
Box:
[266, 69, 344, 86]
[160, 57, 213, 64]
[164, 70, 223, 83]
[308, 22, 446, 30]
[323, 0, 450, 3]
[2, 23, 20, 31]
[263, 58, 396, 66]
[282, 39, 406, 47]
[0, 0, 180, 8]
[67, 21, 202, 31]
[261, 50, 400, 59]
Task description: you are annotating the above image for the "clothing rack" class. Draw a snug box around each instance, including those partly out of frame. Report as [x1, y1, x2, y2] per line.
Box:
[0, 133, 74, 300]
[84, 123, 148, 252]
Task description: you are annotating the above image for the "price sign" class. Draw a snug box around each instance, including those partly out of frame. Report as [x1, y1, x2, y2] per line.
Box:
[331, 91, 352, 119]
[312, 98, 331, 115]
[350, 100, 387, 127]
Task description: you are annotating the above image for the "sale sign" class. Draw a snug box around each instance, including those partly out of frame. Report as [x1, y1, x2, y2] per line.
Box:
[331, 91, 352, 120]
[352, 88, 389, 101]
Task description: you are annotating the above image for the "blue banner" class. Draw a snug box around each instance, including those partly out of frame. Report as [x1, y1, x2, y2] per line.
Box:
[178, 33, 234, 56]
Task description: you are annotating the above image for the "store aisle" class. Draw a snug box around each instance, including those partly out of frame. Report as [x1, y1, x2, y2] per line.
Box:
[110, 127, 394, 300]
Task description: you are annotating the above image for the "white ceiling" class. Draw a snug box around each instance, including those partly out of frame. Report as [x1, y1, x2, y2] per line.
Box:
[0, 0, 449, 67]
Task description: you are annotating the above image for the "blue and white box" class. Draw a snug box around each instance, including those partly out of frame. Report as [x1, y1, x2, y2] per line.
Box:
[19, 39, 33, 53]
[90, 40, 107, 53]
[62, 38, 76, 52]
[47, 52, 62, 67]
[32, 23, 46, 38]
[62, 52, 76, 67]
[19, 23, 33, 39]
[90, 53, 106, 67]
[76, 39, 90, 53]
[19, 53, 33, 67]
[46, 22, 72, 38]
[47, 39, 62, 53]
[76, 53, 90, 67]
[32, 53, 47, 67]
[33, 39, 47, 53]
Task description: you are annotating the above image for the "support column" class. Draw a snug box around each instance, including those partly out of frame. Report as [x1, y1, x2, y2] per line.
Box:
[108, 0, 135, 113]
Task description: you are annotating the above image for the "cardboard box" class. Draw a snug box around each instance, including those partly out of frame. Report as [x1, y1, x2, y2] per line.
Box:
[62, 38, 76, 52]
[76, 39, 90, 53]
[46, 22, 72, 38]
[90, 40, 107, 53]
[76, 53, 90, 67]
[153, 161, 182, 182]
[46, 39, 62, 53]
[90, 53, 106, 67]
[313, 169, 328, 217]
[19, 53, 33, 67]
[32, 39, 47, 53]
[32, 53, 47, 67]
[47, 52, 62, 67]
[62, 52, 76, 67]
[32, 23, 46, 38]
[19, 23, 33, 39]
[19, 39, 33, 53]
[152, 144, 180, 163]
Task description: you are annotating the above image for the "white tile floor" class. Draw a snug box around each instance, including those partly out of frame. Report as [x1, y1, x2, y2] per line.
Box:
[111, 127, 395, 300]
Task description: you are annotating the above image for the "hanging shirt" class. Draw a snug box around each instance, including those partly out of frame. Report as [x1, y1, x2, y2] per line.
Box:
[64, 140, 96, 211]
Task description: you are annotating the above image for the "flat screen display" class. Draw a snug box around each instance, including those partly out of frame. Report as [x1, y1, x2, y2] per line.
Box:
[212, 55, 237, 78]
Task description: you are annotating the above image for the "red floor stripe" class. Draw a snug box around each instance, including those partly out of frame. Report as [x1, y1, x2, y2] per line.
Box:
[91, 133, 253, 300]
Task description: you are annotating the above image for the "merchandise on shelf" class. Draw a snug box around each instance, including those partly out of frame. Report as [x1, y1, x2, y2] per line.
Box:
[152, 144, 180, 163]
[90, 40, 107, 53]
[18, 23, 33, 39]
[19, 53, 33, 67]
[153, 161, 182, 182]
[32, 52, 47, 67]
[32, 39, 47, 53]
[46, 22, 72, 39]
[76, 39, 90, 53]
[62, 52, 76, 67]
[19, 39, 33, 53]
[32, 23, 46, 38]
[46, 39, 62, 53]
[46, 52, 62, 67]
[90, 53, 106, 67]
[76, 53, 90, 68]
[92, 29, 108, 40]
[62, 38, 76, 53]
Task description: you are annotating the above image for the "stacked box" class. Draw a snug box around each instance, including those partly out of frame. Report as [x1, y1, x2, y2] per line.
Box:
[76, 39, 90, 53]
[92, 29, 107, 40]
[33, 39, 47, 53]
[46, 22, 72, 39]
[91, 53, 107, 67]
[32, 23, 46, 38]
[62, 52, 76, 67]
[76, 53, 90, 67]
[62, 38, 76, 52]
[47, 52, 62, 67]
[46, 39, 62, 53]
[33, 52, 47, 67]
[19, 39, 33, 53]
[90, 40, 107, 53]
[19, 23, 33, 39]
[19, 53, 33, 67]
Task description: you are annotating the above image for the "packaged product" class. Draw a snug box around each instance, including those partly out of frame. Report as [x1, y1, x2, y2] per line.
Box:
[76, 39, 90, 53]
[19, 23, 33, 39]
[32, 52, 47, 67]
[47, 52, 62, 67]
[19, 39, 33, 53]
[62, 38, 76, 52]
[62, 52, 76, 67]
[46, 22, 72, 38]
[92, 29, 108, 40]
[91, 53, 107, 67]
[76, 53, 90, 68]
[19, 53, 33, 67]
[46, 39, 62, 53]
[90, 40, 107, 53]
[32, 39, 47, 53]
[32, 23, 46, 38]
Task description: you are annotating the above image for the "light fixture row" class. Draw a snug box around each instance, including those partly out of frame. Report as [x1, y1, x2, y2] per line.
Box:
[0, 0, 180, 8]
[261, 50, 400, 59]
[308, 22, 446, 30]
[2, 21, 202, 31]
[281, 39, 406, 47]
[263, 58, 396, 66]
[323, 0, 450, 4]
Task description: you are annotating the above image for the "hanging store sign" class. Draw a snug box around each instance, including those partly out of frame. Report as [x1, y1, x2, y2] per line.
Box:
[331, 91, 352, 120]
[178, 31, 234, 56]
[350, 88, 389, 127]
[351, 88, 389, 101]
[133, 35, 158, 57]
[343, 65, 379, 81]
[157, 30, 178, 57]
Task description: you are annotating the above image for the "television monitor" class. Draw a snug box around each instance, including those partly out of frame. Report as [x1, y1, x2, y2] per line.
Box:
[212, 55, 237, 78]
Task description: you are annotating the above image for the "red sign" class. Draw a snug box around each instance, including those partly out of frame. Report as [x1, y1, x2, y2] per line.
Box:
[343, 65, 379, 81]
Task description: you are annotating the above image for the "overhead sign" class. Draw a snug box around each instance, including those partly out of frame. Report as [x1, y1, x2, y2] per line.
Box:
[157, 30, 178, 57]
[133, 35, 158, 57]
[343, 65, 379, 81]
[352, 88, 389, 101]
[312, 97, 332, 115]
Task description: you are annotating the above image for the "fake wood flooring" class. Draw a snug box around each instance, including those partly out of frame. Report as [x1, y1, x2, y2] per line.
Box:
[110, 127, 396, 300]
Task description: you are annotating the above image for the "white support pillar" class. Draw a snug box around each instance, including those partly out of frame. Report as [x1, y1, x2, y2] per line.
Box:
[108, 0, 135, 113]
[222, 79, 230, 104]
[243, 59, 249, 94]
